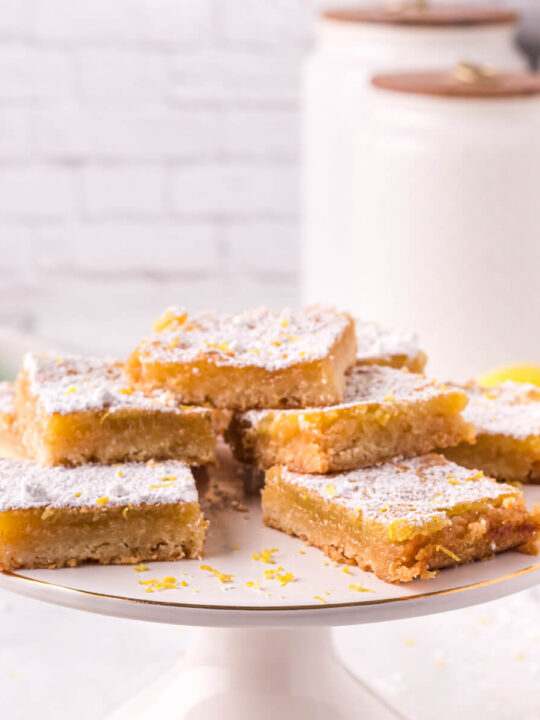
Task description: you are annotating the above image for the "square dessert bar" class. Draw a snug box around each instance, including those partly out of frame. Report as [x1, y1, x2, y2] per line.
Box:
[355, 319, 426, 373]
[16, 353, 216, 466]
[262, 455, 539, 583]
[226, 365, 474, 473]
[125, 306, 357, 410]
[443, 382, 540, 483]
[0, 459, 207, 570]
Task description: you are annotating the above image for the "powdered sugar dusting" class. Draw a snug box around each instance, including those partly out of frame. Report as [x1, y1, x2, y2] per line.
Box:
[0, 382, 14, 418]
[0, 458, 197, 512]
[342, 365, 455, 405]
[241, 365, 460, 424]
[22, 352, 210, 417]
[355, 319, 422, 364]
[280, 455, 517, 529]
[463, 382, 540, 441]
[136, 306, 353, 371]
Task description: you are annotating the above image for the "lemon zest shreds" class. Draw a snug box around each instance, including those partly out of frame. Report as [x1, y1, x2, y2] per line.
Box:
[252, 548, 278, 564]
[119, 387, 133, 395]
[465, 471, 484, 482]
[342, 566, 351, 574]
[150, 475, 176, 490]
[245, 579, 261, 590]
[167, 337, 179, 350]
[384, 389, 395, 402]
[204, 340, 234, 356]
[277, 571, 294, 587]
[99, 411, 111, 425]
[349, 584, 374, 593]
[133, 564, 149, 572]
[233, 544, 240, 551]
[74, 492, 81, 498]
[139, 576, 178, 593]
[435, 545, 461, 562]
[65, 386, 77, 394]
[314, 596, 327, 604]
[323, 483, 336, 497]
[200, 565, 234, 584]
[263, 567, 295, 587]
[96, 497, 109, 506]
[153, 309, 187, 332]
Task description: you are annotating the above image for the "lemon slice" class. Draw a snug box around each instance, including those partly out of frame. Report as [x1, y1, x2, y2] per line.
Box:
[476, 363, 540, 388]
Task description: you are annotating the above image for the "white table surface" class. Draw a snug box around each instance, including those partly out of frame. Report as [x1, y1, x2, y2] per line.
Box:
[2, 585, 540, 719]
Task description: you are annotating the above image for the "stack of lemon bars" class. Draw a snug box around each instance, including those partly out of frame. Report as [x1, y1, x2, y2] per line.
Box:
[0, 306, 538, 584]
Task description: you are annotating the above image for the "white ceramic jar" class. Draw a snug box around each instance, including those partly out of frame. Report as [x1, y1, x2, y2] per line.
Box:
[351, 71, 540, 380]
[301, 6, 525, 313]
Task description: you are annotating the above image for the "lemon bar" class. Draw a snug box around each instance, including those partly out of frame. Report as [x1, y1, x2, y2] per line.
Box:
[125, 306, 357, 410]
[15, 353, 216, 466]
[355, 319, 426, 373]
[262, 455, 539, 583]
[226, 365, 474, 473]
[0, 458, 207, 570]
[0, 382, 26, 460]
[443, 382, 540, 483]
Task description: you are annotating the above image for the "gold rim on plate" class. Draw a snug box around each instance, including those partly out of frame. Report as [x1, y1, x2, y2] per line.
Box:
[2, 560, 540, 613]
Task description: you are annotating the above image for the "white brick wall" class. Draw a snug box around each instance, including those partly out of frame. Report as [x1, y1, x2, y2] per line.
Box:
[0, 0, 531, 358]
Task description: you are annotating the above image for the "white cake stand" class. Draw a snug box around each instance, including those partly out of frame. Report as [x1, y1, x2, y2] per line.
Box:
[2, 485, 540, 720]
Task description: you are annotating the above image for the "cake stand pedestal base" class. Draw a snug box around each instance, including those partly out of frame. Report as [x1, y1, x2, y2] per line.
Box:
[108, 627, 401, 720]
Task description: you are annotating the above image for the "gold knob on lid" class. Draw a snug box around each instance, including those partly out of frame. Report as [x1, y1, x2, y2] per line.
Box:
[452, 61, 499, 84]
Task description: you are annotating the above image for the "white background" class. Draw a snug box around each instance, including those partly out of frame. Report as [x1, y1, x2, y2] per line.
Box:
[0, 0, 535, 357]
[1, 2, 540, 718]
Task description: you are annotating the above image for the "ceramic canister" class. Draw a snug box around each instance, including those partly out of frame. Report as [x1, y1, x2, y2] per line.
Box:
[350, 69, 540, 380]
[301, 5, 525, 314]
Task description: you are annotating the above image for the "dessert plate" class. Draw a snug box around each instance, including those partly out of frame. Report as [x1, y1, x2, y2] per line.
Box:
[2, 485, 540, 628]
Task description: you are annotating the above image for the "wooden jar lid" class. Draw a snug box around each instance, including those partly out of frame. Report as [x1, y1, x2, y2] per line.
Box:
[371, 68, 540, 99]
[323, 5, 518, 28]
